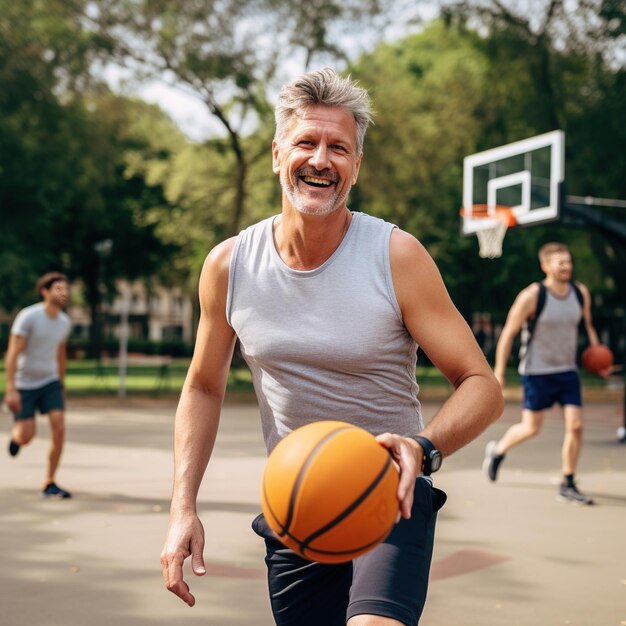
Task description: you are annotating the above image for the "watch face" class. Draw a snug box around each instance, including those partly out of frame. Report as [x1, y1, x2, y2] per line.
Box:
[430, 452, 442, 472]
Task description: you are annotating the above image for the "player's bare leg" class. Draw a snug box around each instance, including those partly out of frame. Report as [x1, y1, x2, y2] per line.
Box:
[562, 404, 583, 475]
[557, 405, 592, 504]
[11, 418, 36, 447]
[41, 409, 71, 499]
[484, 410, 544, 481]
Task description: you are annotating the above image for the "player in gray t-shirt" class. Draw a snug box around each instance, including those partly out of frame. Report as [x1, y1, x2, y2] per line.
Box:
[3, 272, 72, 498]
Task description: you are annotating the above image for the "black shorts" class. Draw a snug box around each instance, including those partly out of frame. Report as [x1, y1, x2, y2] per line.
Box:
[252, 477, 447, 626]
[14, 380, 65, 420]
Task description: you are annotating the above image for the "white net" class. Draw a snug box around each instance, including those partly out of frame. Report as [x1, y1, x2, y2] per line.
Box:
[475, 217, 509, 258]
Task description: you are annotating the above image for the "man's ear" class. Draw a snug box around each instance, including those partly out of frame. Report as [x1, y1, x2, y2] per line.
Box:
[272, 140, 281, 174]
[351, 152, 363, 185]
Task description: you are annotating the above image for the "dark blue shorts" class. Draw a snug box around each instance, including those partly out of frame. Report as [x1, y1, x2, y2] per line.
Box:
[14, 380, 65, 420]
[521, 371, 582, 411]
[252, 477, 447, 626]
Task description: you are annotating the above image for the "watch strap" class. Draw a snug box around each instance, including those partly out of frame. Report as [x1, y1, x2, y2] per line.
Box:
[410, 435, 440, 476]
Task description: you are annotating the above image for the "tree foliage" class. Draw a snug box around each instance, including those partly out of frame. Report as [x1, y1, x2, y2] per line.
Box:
[2, 0, 625, 345]
[86, 0, 395, 237]
[441, 0, 626, 308]
[348, 10, 625, 319]
[350, 22, 486, 250]
[0, 0, 98, 308]
[0, 1, 180, 355]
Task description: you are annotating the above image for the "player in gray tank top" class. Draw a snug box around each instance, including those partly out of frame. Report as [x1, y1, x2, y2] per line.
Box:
[227, 211, 422, 454]
[486, 242, 602, 505]
[161, 68, 503, 624]
[519, 284, 582, 375]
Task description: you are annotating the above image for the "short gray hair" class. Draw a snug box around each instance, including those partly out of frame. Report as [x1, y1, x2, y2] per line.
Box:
[274, 68, 373, 154]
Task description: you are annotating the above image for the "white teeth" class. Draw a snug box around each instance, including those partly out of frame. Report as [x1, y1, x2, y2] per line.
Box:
[303, 176, 331, 186]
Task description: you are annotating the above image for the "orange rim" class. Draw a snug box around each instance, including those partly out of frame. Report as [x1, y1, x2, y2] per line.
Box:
[460, 205, 516, 227]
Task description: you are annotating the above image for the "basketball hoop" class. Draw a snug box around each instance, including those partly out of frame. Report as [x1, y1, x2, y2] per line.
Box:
[460, 205, 516, 259]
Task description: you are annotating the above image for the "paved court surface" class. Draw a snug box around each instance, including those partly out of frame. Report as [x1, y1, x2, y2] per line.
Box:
[1, 392, 624, 626]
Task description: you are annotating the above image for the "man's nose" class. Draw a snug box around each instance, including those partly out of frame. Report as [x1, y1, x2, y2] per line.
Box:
[309, 143, 330, 170]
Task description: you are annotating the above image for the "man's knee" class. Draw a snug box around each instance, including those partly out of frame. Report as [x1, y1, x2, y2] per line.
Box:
[564, 406, 583, 435]
[566, 418, 583, 436]
[521, 413, 543, 437]
[16, 431, 35, 445]
[527, 422, 542, 437]
[48, 411, 66, 440]
[13, 420, 36, 445]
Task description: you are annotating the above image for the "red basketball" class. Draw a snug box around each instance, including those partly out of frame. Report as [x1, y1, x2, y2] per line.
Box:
[260, 420, 400, 564]
[582, 344, 613, 374]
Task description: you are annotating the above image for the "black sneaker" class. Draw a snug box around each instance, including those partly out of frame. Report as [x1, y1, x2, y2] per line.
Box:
[557, 482, 594, 505]
[8, 439, 20, 457]
[41, 482, 72, 499]
[483, 440, 505, 482]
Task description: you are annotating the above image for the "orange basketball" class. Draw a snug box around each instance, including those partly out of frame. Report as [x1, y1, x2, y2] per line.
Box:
[260, 420, 400, 564]
[582, 344, 614, 374]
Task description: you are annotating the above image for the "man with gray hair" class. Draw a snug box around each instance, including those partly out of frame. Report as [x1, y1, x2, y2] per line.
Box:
[161, 68, 502, 625]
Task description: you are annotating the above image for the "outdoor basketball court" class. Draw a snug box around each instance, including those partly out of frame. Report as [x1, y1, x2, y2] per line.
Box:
[1, 394, 624, 626]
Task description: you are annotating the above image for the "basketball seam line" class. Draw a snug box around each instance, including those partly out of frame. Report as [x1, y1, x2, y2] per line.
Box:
[278, 425, 354, 537]
[299, 453, 394, 551]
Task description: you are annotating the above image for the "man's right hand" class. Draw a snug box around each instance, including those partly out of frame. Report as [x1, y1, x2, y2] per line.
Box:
[4, 389, 21, 414]
[160, 512, 207, 607]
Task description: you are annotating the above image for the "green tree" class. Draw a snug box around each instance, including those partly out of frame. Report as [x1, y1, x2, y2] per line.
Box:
[443, 0, 626, 311]
[349, 22, 504, 316]
[0, 0, 104, 309]
[0, 1, 182, 355]
[87, 0, 395, 237]
[51, 93, 181, 357]
[350, 22, 486, 234]
[348, 15, 624, 323]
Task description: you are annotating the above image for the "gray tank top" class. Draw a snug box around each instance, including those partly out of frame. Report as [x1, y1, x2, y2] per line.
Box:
[518, 285, 582, 375]
[226, 211, 423, 453]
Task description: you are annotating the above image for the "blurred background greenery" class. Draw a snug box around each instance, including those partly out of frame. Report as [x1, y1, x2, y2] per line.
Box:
[0, 361, 611, 399]
[1, 0, 624, 385]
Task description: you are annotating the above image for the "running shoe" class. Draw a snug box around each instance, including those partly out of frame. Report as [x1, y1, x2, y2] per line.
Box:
[8, 439, 20, 457]
[483, 440, 505, 482]
[41, 482, 72, 499]
[557, 482, 594, 505]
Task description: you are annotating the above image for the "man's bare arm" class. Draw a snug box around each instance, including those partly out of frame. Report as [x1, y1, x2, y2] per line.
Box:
[4, 334, 27, 412]
[493, 284, 539, 385]
[160, 238, 237, 607]
[380, 229, 503, 518]
[578, 282, 600, 346]
[57, 342, 67, 383]
[391, 229, 503, 456]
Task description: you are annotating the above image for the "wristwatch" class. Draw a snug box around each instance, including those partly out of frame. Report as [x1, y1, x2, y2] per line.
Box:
[411, 435, 443, 476]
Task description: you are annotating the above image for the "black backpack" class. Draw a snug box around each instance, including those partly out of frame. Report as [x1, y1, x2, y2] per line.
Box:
[525, 281, 584, 346]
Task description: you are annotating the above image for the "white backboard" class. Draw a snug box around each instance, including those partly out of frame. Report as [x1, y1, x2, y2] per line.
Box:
[461, 130, 565, 234]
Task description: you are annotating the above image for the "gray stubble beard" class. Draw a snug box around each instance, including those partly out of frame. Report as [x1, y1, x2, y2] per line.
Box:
[280, 170, 347, 217]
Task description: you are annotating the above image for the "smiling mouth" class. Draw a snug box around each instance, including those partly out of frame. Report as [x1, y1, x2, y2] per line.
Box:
[301, 175, 333, 188]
